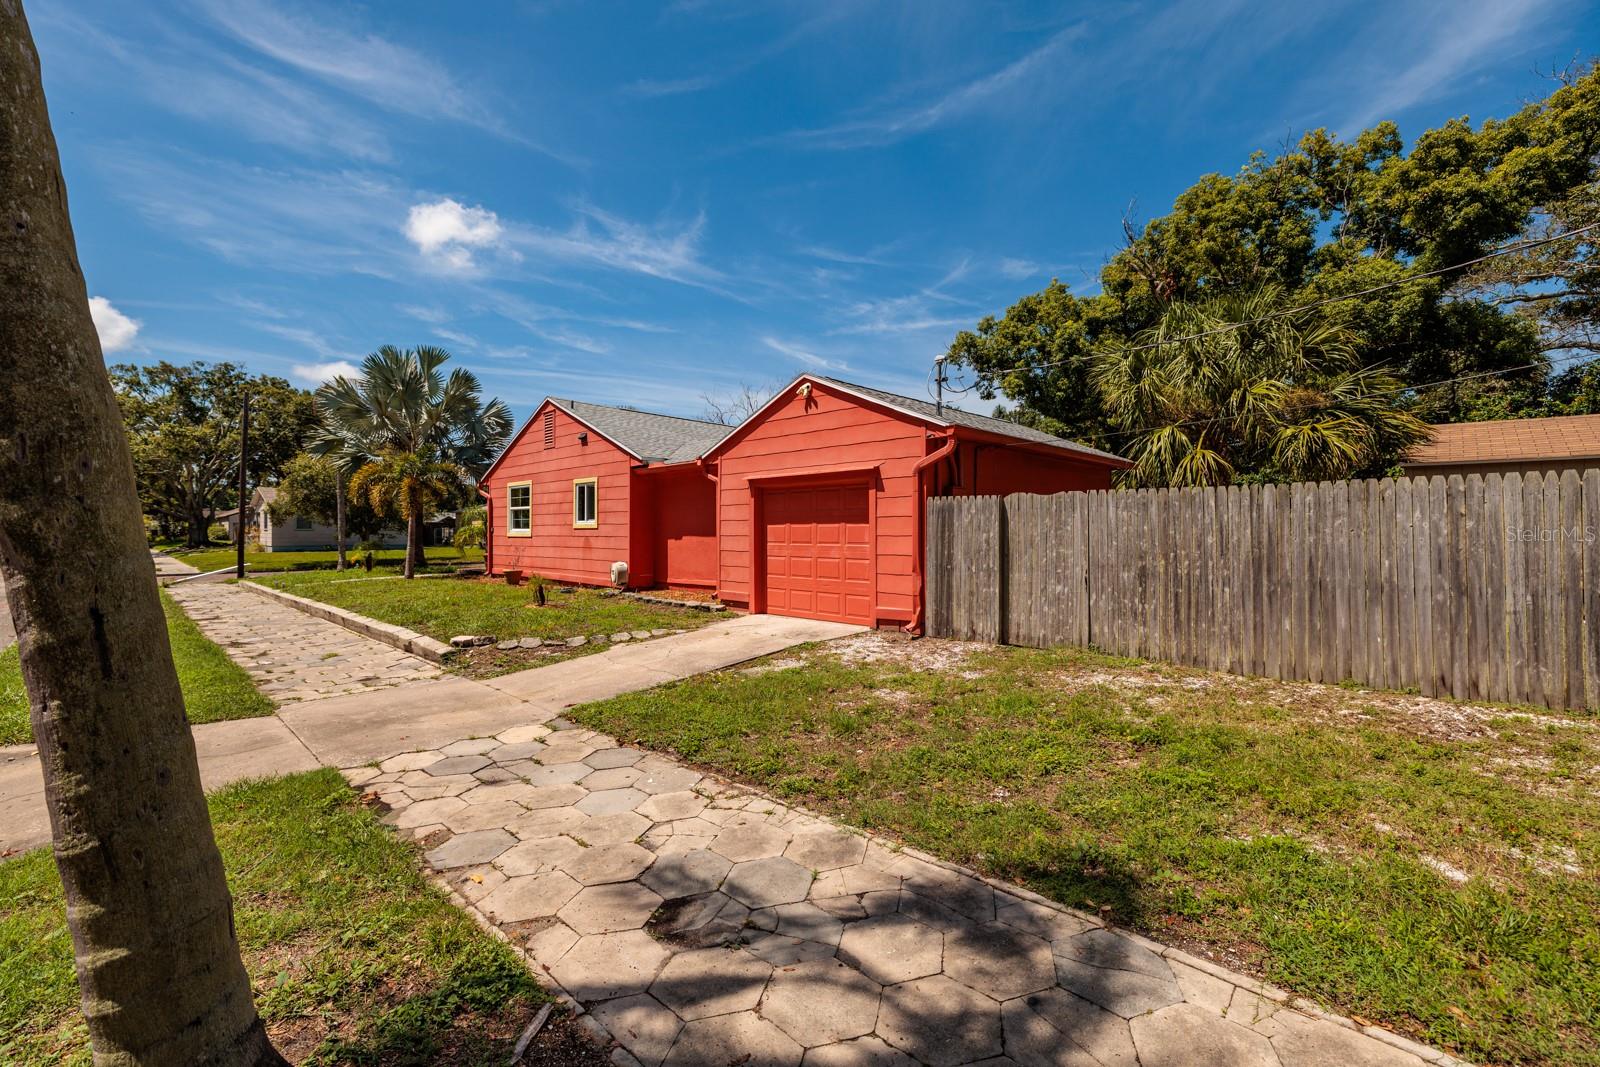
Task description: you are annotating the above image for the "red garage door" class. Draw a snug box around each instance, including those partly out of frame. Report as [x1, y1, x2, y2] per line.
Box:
[762, 485, 872, 625]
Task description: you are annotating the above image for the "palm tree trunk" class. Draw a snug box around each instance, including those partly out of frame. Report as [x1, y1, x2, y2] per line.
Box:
[335, 476, 347, 572]
[404, 486, 420, 579]
[0, 9, 285, 1065]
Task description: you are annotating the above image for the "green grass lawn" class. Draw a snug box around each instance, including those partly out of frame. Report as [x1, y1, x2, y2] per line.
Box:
[0, 591, 273, 746]
[166, 544, 481, 574]
[570, 639, 1600, 1067]
[0, 770, 597, 1066]
[249, 570, 718, 646]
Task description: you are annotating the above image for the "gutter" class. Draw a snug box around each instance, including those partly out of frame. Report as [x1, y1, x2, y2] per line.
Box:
[905, 430, 957, 634]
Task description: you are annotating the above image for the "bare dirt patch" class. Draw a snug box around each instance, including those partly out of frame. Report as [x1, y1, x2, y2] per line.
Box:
[826, 630, 990, 673]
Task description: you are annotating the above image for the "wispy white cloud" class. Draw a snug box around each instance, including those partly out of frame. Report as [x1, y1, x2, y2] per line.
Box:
[761, 336, 849, 371]
[90, 296, 142, 353]
[623, 73, 724, 98]
[997, 257, 1040, 280]
[290, 360, 359, 386]
[195, 0, 509, 136]
[1334, 0, 1554, 131]
[398, 304, 453, 324]
[781, 24, 1084, 149]
[507, 205, 722, 288]
[32, 7, 392, 162]
[253, 322, 349, 360]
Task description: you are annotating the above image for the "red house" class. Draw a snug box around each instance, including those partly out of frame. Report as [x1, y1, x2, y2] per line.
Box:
[480, 375, 1127, 630]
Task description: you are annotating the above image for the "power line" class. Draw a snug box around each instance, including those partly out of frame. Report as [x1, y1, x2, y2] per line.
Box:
[978, 221, 1600, 375]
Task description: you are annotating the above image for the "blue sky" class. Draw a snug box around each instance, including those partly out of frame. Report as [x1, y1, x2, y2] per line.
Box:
[32, 0, 1595, 423]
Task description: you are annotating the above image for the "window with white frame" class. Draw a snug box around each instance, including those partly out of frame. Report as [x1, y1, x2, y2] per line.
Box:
[573, 478, 597, 528]
[507, 483, 532, 535]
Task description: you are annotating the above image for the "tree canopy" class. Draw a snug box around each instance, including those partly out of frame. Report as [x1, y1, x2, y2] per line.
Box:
[948, 63, 1600, 484]
[111, 361, 316, 544]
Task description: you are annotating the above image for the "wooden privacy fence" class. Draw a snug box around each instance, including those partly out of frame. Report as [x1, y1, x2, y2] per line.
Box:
[924, 470, 1600, 711]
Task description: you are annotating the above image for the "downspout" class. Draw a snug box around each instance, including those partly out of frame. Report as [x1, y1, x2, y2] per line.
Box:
[905, 430, 957, 634]
[478, 483, 493, 576]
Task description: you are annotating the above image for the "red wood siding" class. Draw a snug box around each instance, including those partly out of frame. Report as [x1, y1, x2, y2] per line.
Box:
[713, 382, 931, 626]
[484, 403, 638, 586]
[946, 440, 1116, 496]
[639, 466, 718, 588]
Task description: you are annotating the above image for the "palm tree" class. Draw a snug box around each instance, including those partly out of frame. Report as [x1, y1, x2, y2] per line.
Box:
[348, 452, 462, 577]
[314, 346, 511, 577]
[1093, 287, 1429, 487]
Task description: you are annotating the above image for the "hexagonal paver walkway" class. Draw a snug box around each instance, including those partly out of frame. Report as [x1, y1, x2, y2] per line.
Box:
[169, 579, 440, 701]
[353, 724, 1465, 1067]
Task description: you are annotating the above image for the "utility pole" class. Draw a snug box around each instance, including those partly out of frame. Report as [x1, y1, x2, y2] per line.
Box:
[235, 393, 249, 580]
[934, 355, 947, 416]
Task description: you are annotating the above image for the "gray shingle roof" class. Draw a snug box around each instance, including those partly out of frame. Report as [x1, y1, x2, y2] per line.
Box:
[815, 377, 1127, 463]
[551, 397, 726, 464]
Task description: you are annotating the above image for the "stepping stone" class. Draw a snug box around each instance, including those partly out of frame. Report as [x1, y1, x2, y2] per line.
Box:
[478, 871, 582, 923]
[943, 921, 1058, 1001]
[630, 630, 652, 640]
[784, 829, 868, 872]
[425, 754, 491, 777]
[549, 930, 671, 1001]
[558, 882, 663, 934]
[723, 856, 813, 909]
[837, 915, 943, 985]
[661, 1011, 802, 1067]
[560, 842, 656, 886]
[611, 631, 632, 642]
[577, 787, 648, 816]
[425, 828, 516, 869]
[638, 790, 707, 822]
[584, 746, 645, 769]
[804, 1036, 919, 1067]
[518, 637, 543, 649]
[640, 848, 732, 899]
[651, 946, 772, 1020]
[761, 958, 882, 1047]
[590, 994, 684, 1067]
[565, 636, 587, 647]
[876, 974, 1002, 1067]
[1129, 1003, 1279, 1067]
[711, 822, 791, 863]
[496, 640, 519, 651]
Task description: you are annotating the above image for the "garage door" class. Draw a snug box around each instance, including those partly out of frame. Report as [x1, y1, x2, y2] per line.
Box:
[762, 485, 872, 625]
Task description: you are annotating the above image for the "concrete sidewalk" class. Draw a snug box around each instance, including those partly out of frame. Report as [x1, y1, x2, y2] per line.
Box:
[0, 613, 859, 855]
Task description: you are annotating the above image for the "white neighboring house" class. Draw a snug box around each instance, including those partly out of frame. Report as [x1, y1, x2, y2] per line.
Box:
[250, 486, 405, 552]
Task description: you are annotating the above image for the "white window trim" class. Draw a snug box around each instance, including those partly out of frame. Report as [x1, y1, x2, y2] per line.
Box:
[507, 481, 532, 537]
[573, 477, 598, 529]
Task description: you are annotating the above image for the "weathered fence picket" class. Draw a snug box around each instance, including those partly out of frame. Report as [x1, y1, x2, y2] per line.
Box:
[923, 471, 1600, 712]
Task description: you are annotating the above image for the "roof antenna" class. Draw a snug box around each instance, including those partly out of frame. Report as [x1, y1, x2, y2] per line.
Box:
[934, 354, 947, 416]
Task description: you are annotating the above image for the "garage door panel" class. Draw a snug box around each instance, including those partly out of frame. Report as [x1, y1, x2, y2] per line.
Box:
[762, 485, 872, 626]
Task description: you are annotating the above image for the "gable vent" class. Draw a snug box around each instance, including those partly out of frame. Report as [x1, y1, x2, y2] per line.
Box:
[543, 410, 555, 448]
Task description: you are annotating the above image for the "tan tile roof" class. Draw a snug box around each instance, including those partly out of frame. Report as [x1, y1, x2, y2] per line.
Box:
[1406, 414, 1600, 466]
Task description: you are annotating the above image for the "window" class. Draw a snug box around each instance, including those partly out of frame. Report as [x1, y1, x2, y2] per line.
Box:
[573, 478, 597, 528]
[295, 515, 313, 530]
[507, 483, 532, 536]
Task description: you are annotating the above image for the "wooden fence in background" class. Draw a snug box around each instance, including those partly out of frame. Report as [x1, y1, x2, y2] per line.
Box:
[924, 470, 1600, 711]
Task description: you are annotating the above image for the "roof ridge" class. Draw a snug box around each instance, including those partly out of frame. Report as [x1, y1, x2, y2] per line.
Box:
[557, 395, 724, 429]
